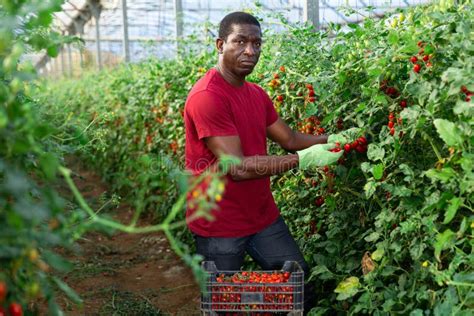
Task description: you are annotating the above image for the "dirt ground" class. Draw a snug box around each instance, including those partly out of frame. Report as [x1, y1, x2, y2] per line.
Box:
[55, 159, 201, 315]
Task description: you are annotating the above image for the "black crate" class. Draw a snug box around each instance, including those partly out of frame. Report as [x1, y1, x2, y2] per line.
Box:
[201, 261, 304, 315]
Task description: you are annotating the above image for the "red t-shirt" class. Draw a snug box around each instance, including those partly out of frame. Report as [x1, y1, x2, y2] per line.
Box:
[184, 68, 280, 237]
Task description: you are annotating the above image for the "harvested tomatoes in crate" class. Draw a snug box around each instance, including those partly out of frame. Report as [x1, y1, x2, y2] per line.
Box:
[201, 261, 304, 315]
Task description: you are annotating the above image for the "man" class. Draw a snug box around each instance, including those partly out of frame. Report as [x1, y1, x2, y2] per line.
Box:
[184, 11, 346, 312]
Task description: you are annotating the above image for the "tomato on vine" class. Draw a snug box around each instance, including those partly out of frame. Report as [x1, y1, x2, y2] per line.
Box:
[413, 64, 421, 73]
[0, 281, 6, 302]
[315, 196, 325, 207]
[9, 303, 22, 316]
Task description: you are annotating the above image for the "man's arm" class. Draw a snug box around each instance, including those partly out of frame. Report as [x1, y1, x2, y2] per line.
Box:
[266, 118, 328, 152]
[204, 135, 298, 181]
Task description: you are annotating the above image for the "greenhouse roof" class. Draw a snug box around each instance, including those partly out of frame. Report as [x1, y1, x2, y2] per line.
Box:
[32, 0, 432, 69]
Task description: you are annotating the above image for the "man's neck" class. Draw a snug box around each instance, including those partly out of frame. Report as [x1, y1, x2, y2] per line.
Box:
[215, 63, 245, 87]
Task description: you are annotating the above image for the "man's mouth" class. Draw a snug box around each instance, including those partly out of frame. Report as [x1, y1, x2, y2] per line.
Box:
[240, 60, 256, 66]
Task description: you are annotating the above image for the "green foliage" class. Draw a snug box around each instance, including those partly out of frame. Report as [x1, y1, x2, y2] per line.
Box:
[37, 1, 473, 314]
[0, 1, 99, 314]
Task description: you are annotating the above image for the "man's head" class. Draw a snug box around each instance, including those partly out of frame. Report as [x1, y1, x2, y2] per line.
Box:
[216, 12, 262, 78]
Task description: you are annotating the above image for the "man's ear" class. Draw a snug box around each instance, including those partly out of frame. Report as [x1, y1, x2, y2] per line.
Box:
[216, 38, 224, 54]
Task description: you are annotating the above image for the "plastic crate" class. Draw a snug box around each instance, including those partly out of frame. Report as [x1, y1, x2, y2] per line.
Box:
[201, 261, 304, 315]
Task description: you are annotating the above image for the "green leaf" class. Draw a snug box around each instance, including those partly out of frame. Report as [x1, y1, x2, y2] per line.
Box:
[424, 44, 434, 54]
[138, 154, 152, 167]
[388, 31, 399, 44]
[434, 229, 456, 261]
[39, 153, 59, 180]
[367, 144, 385, 162]
[334, 276, 360, 300]
[372, 163, 384, 180]
[47, 45, 59, 57]
[365, 231, 380, 242]
[392, 185, 412, 197]
[443, 197, 462, 224]
[425, 168, 456, 183]
[360, 162, 372, 174]
[399, 164, 415, 181]
[52, 277, 83, 305]
[368, 67, 383, 77]
[42, 251, 73, 273]
[453, 272, 474, 283]
[38, 11, 53, 26]
[410, 309, 424, 316]
[371, 248, 384, 261]
[0, 109, 7, 128]
[433, 119, 464, 147]
[364, 180, 377, 199]
[453, 99, 474, 116]
[310, 265, 335, 281]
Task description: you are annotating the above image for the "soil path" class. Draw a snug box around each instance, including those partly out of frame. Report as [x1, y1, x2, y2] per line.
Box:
[58, 158, 200, 315]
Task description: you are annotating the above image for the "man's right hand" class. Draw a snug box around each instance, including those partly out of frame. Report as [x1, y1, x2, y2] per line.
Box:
[296, 143, 343, 170]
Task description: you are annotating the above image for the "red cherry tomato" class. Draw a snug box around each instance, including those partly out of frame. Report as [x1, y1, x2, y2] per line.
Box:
[9, 303, 22, 316]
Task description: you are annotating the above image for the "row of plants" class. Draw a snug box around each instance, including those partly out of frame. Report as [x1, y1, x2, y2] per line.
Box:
[37, 1, 472, 315]
[0, 1, 94, 314]
[1, 1, 221, 314]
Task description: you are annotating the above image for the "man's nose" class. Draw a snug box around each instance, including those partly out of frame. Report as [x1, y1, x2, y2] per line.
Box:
[244, 43, 256, 56]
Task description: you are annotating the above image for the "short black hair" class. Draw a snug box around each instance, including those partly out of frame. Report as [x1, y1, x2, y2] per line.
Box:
[218, 11, 261, 40]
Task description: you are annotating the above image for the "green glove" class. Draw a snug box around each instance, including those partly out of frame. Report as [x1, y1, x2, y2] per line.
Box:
[328, 127, 363, 144]
[297, 143, 343, 170]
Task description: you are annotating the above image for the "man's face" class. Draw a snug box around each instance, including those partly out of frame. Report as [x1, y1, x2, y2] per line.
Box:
[217, 23, 262, 77]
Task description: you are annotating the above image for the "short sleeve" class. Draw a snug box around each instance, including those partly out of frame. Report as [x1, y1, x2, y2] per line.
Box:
[262, 90, 279, 127]
[186, 90, 238, 140]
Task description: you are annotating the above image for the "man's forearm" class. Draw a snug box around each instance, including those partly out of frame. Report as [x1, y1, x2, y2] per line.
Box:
[286, 132, 328, 152]
[230, 154, 299, 181]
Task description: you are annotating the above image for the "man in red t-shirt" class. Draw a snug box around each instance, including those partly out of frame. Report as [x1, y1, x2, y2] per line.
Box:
[184, 11, 348, 312]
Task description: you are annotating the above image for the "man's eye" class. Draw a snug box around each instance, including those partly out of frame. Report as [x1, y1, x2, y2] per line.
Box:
[238, 40, 245, 45]
[255, 42, 261, 47]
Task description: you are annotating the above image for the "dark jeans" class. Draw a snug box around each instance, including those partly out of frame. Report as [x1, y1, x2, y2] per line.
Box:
[194, 216, 315, 313]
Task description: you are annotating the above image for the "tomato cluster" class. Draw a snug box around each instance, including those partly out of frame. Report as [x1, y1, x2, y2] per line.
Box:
[461, 85, 473, 102]
[297, 115, 325, 135]
[410, 41, 433, 73]
[267, 73, 281, 89]
[330, 136, 368, 155]
[0, 282, 23, 316]
[305, 83, 316, 103]
[209, 271, 296, 312]
[387, 112, 403, 137]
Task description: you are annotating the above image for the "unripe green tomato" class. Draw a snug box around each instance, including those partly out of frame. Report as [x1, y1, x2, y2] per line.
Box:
[0, 83, 8, 102]
[21, 61, 35, 73]
[24, 83, 33, 96]
[10, 78, 22, 93]
[0, 110, 7, 129]
[399, 13, 405, 22]
[11, 43, 24, 58]
[391, 73, 396, 80]
[3, 56, 17, 72]
[27, 282, 40, 297]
